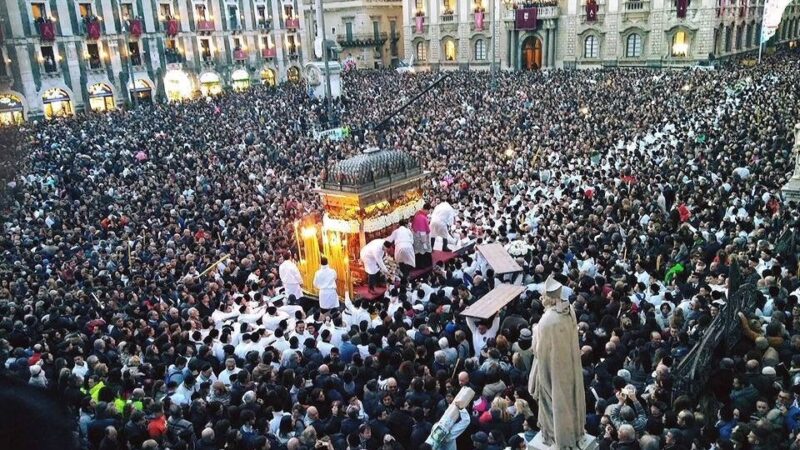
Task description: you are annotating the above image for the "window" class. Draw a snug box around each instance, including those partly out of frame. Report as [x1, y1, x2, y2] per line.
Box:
[287, 35, 297, 54]
[160, 3, 172, 19]
[474, 39, 486, 60]
[625, 33, 642, 57]
[31, 2, 46, 20]
[228, 6, 238, 29]
[233, 37, 242, 50]
[196, 4, 207, 20]
[128, 42, 141, 65]
[416, 41, 427, 61]
[87, 43, 101, 68]
[79, 2, 92, 18]
[261, 36, 269, 49]
[284, 5, 294, 18]
[443, 0, 454, 13]
[444, 39, 456, 61]
[671, 31, 688, 57]
[200, 38, 212, 60]
[415, 0, 424, 12]
[41, 46, 57, 72]
[345, 22, 353, 41]
[121, 3, 134, 20]
[584, 35, 599, 58]
[257, 5, 267, 23]
[373, 21, 380, 40]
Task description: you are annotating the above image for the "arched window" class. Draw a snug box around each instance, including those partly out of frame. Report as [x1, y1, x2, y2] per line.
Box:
[584, 35, 599, 58]
[671, 31, 688, 57]
[444, 39, 457, 61]
[625, 34, 642, 58]
[474, 39, 486, 60]
[416, 41, 427, 61]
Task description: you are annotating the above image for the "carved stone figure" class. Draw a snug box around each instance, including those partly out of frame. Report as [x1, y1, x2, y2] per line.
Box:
[528, 275, 587, 449]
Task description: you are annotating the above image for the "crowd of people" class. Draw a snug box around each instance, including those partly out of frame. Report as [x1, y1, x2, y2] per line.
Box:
[1, 48, 800, 450]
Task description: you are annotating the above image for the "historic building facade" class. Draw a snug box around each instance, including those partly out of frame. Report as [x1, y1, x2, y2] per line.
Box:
[0, 0, 309, 121]
[403, 0, 800, 71]
[300, 0, 404, 69]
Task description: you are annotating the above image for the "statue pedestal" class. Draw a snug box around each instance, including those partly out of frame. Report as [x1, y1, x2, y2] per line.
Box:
[529, 433, 598, 450]
[782, 178, 800, 203]
[304, 61, 342, 99]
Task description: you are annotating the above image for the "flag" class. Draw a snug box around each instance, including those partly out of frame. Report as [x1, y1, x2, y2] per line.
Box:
[761, 0, 792, 43]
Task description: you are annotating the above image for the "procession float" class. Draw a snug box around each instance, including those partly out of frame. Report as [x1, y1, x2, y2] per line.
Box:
[294, 147, 427, 297]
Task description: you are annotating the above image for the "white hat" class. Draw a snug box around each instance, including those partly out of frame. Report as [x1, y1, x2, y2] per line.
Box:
[544, 274, 563, 294]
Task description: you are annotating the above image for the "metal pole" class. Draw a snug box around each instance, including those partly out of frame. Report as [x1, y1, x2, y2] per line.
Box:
[316, 0, 333, 124]
[491, 0, 497, 90]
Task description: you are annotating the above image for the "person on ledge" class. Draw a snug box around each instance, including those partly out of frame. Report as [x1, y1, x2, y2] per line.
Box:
[386, 218, 416, 278]
[360, 239, 392, 292]
[412, 204, 433, 268]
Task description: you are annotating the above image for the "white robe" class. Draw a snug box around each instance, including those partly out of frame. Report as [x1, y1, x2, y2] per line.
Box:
[279, 260, 304, 300]
[430, 203, 457, 242]
[386, 226, 416, 267]
[360, 239, 388, 275]
[313, 265, 339, 309]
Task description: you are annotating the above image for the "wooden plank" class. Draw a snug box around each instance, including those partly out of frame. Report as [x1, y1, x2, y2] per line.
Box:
[477, 243, 523, 274]
[461, 284, 526, 319]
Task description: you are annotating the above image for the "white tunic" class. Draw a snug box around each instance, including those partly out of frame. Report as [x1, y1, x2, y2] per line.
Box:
[386, 226, 416, 267]
[313, 265, 339, 309]
[279, 260, 304, 300]
[360, 239, 389, 275]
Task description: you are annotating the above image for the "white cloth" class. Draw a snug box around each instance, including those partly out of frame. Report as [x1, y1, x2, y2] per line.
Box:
[386, 226, 416, 267]
[279, 260, 304, 300]
[430, 202, 457, 241]
[360, 239, 388, 275]
[313, 265, 339, 309]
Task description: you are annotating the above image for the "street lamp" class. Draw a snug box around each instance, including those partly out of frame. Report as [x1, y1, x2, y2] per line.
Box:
[492, 0, 516, 90]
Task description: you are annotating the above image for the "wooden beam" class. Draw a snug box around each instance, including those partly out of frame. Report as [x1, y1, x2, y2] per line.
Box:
[477, 243, 523, 274]
[461, 284, 526, 319]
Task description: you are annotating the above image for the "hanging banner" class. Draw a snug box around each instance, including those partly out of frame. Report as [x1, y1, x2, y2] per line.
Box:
[474, 11, 484, 31]
[415, 16, 424, 33]
[87, 20, 102, 40]
[129, 19, 142, 37]
[515, 8, 538, 30]
[761, 0, 792, 43]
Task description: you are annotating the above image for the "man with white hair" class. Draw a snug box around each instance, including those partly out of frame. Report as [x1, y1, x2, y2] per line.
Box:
[438, 337, 457, 366]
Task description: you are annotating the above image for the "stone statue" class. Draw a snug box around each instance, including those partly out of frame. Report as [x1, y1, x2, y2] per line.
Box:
[782, 124, 800, 202]
[528, 275, 591, 449]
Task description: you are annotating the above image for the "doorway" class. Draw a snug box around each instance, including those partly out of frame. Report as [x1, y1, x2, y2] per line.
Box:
[521, 36, 542, 70]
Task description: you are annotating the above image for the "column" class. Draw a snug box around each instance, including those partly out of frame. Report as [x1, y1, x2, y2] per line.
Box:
[543, 29, 550, 67]
[506, 29, 511, 69]
[548, 25, 555, 66]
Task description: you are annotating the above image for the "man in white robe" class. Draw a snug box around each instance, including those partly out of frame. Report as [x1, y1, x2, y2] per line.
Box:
[430, 202, 458, 251]
[313, 257, 339, 311]
[278, 252, 303, 300]
[360, 239, 390, 291]
[385, 219, 416, 277]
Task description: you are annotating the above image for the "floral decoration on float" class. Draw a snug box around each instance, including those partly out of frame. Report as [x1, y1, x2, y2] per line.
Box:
[506, 240, 531, 257]
[323, 198, 426, 234]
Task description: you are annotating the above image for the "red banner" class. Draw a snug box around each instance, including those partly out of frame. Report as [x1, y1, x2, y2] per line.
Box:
[166, 19, 179, 36]
[415, 16, 424, 33]
[130, 19, 142, 37]
[677, 0, 688, 17]
[474, 11, 484, 30]
[39, 21, 55, 41]
[87, 20, 101, 40]
[285, 17, 299, 29]
[197, 20, 215, 32]
[234, 49, 247, 60]
[515, 8, 538, 30]
[586, 1, 598, 21]
[262, 47, 276, 58]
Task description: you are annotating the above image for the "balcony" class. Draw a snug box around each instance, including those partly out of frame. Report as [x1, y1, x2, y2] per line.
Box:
[623, 0, 649, 11]
[336, 32, 389, 48]
[440, 13, 456, 22]
[257, 19, 272, 32]
[262, 47, 277, 58]
[165, 50, 184, 64]
[285, 17, 300, 30]
[505, 5, 560, 21]
[233, 49, 248, 61]
[197, 19, 215, 32]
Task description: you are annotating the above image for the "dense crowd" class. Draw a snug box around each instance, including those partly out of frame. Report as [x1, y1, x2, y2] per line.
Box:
[1, 49, 800, 450]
